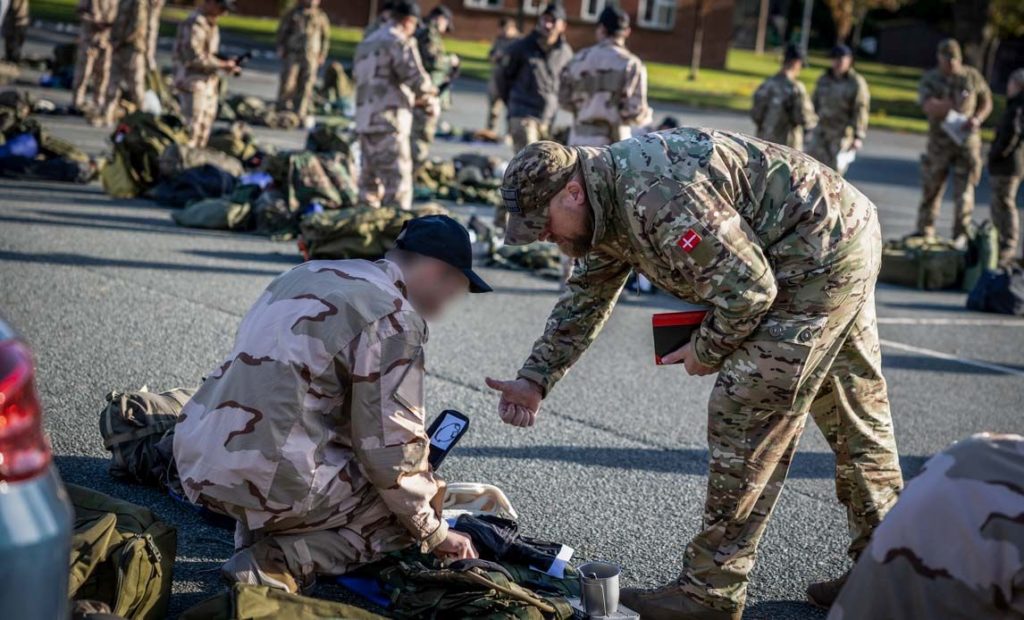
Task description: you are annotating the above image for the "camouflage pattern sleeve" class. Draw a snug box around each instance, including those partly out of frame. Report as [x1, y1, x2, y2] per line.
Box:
[395, 37, 436, 101]
[274, 7, 294, 50]
[518, 249, 631, 395]
[317, 11, 331, 60]
[853, 73, 870, 140]
[917, 69, 940, 106]
[648, 191, 778, 367]
[348, 311, 448, 552]
[557, 56, 576, 114]
[179, 15, 220, 74]
[619, 56, 651, 126]
[972, 69, 993, 123]
[792, 80, 817, 130]
[751, 81, 769, 127]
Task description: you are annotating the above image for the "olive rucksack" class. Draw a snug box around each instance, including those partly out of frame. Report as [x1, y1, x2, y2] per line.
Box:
[180, 584, 387, 620]
[111, 112, 189, 190]
[962, 220, 1000, 292]
[879, 236, 965, 290]
[299, 203, 449, 260]
[158, 143, 245, 179]
[99, 387, 195, 487]
[67, 485, 177, 620]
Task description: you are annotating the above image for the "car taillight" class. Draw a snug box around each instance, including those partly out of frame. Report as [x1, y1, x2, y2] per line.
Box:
[0, 340, 51, 482]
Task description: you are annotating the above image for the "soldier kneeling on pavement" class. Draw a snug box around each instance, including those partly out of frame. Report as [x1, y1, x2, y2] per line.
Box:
[172, 216, 490, 592]
[486, 131, 905, 619]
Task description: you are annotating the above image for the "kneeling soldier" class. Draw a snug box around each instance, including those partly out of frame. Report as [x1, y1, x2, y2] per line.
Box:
[486, 131, 905, 619]
[174, 216, 490, 592]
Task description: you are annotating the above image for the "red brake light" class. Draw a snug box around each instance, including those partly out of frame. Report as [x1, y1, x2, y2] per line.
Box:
[0, 340, 51, 482]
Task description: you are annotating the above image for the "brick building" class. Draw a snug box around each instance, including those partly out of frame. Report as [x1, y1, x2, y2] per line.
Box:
[234, 0, 736, 68]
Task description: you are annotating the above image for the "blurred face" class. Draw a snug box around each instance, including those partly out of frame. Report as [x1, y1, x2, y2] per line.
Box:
[938, 55, 960, 74]
[1010, 78, 1023, 98]
[203, 0, 226, 18]
[398, 15, 419, 36]
[403, 256, 471, 321]
[537, 14, 565, 43]
[435, 15, 450, 34]
[537, 178, 595, 258]
[832, 55, 852, 74]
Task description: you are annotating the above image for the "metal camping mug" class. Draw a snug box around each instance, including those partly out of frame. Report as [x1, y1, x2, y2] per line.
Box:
[579, 561, 620, 616]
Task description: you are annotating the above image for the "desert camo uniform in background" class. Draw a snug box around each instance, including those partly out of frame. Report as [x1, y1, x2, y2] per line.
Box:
[503, 129, 904, 618]
[275, 0, 331, 118]
[1, 0, 30, 63]
[353, 2, 436, 210]
[752, 45, 817, 149]
[173, 259, 446, 593]
[172, 3, 228, 148]
[915, 38, 993, 240]
[145, 0, 164, 71]
[988, 68, 1024, 265]
[100, 0, 149, 125]
[71, 0, 117, 112]
[411, 6, 455, 174]
[808, 45, 870, 173]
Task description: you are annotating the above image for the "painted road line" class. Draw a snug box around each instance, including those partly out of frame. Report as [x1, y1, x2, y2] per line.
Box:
[880, 339, 1024, 378]
[878, 317, 1024, 327]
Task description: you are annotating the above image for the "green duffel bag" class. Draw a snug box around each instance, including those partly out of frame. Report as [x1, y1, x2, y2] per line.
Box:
[180, 584, 387, 620]
[879, 236, 964, 290]
[113, 112, 189, 188]
[99, 387, 195, 487]
[962, 220, 1000, 292]
[172, 197, 252, 230]
[67, 484, 177, 620]
[300, 203, 449, 260]
[158, 143, 245, 179]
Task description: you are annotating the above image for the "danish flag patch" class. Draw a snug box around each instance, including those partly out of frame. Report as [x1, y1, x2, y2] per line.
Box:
[677, 229, 702, 253]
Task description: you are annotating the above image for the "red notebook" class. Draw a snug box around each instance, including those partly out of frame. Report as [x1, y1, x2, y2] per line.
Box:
[652, 310, 709, 365]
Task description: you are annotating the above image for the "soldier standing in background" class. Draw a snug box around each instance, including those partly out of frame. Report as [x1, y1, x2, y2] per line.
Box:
[71, 0, 116, 113]
[172, 0, 238, 148]
[914, 38, 992, 242]
[987, 68, 1024, 265]
[485, 17, 519, 133]
[275, 0, 331, 118]
[751, 44, 816, 149]
[99, 0, 149, 125]
[411, 5, 457, 174]
[1, 0, 29, 63]
[808, 44, 869, 174]
[145, 0, 164, 71]
[487, 132, 903, 619]
[363, 1, 392, 38]
[559, 5, 651, 147]
[353, 0, 436, 210]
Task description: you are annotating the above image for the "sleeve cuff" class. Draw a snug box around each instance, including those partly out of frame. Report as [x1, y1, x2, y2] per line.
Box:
[418, 518, 448, 553]
[693, 331, 727, 368]
[517, 368, 552, 398]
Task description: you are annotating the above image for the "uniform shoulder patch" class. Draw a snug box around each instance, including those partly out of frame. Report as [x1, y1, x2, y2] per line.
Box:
[677, 229, 702, 253]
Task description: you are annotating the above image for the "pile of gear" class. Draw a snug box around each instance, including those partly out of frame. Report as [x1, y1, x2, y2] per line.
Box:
[0, 90, 98, 183]
[414, 152, 506, 206]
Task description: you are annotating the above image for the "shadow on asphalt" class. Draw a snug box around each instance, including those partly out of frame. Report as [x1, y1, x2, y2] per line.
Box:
[0, 249, 284, 276]
[459, 445, 928, 479]
[183, 249, 302, 264]
[883, 353, 1024, 374]
[744, 600, 827, 619]
[879, 299, 966, 312]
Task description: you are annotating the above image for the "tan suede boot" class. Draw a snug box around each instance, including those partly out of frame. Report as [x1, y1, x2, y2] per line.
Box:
[620, 584, 743, 620]
[806, 570, 850, 609]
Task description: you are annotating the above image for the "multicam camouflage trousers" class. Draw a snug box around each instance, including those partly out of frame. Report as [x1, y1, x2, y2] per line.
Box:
[806, 129, 850, 174]
[276, 54, 318, 117]
[678, 215, 904, 613]
[218, 459, 413, 593]
[990, 174, 1022, 264]
[179, 79, 218, 148]
[486, 74, 503, 132]
[72, 33, 112, 111]
[916, 134, 983, 239]
[101, 46, 147, 125]
[358, 129, 413, 210]
[829, 433, 1024, 619]
[411, 105, 439, 175]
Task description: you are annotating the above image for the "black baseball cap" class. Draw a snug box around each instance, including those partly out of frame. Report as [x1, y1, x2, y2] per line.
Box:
[830, 44, 853, 58]
[783, 43, 805, 63]
[542, 2, 567, 21]
[396, 215, 492, 293]
[391, 0, 420, 19]
[598, 5, 629, 34]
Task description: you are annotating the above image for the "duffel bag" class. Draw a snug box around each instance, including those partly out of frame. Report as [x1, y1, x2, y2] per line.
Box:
[180, 584, 387, 620]
[879, 236, 964, 290]
[99, 387, 195, 486]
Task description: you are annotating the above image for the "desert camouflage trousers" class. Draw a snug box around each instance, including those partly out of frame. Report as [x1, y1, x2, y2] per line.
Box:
[359, 129, 413, 210]
[411, 105, 438, 175]
[916, 134, 983, 239]
[101, 47, 147, 125]
[276, 54, 318, 117]
[678, 215, 904, 612]
[217, 457, 413, 593]
[829, 433, 1024, 619]
[2, 16, 26, 63]
[179, 79, 218, 148]
[72, 33, 112, 111]
[493, 116, 550, 227]
[990, 174, 1022, 265]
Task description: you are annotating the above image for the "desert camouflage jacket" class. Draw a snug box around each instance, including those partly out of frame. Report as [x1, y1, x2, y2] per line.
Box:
[752, 72, 817, 149]
[172, 10, 221, 91]
[173, 259, 448, 550]
[110, 0, 149, 50]
[353, 24, 435, 135]
[518, 128, 876, 393]
[77, 0, 117, 35]
[812, 68, 870, 140]
[276, 5, 331, 60]
[918, 65, 991, 144]
[558, 39, 651, 136]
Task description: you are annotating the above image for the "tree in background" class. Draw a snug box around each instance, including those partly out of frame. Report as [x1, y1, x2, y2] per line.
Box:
[824, 0, 907, 44]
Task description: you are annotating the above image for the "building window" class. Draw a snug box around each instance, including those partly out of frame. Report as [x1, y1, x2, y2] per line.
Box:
[637, 0, 677, 30]
[580, 0, 607, 22]
[522, 0, 544, 14]
[464, 0, 503, 9]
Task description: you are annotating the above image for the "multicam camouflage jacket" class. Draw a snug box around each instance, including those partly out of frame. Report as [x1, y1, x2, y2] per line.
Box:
[173, 259, 448, 549]
[918, 65, 991, 144]
[353, 24, 435, 135]
[558, 39, 651, 141]
[518, 128, 877, 393]
[812, 68, 870, 140]
[172, 10, 221, 92]
[751, 72, 817, 148]
[276, 5, 331, 61]
[415, 22, 455, 91]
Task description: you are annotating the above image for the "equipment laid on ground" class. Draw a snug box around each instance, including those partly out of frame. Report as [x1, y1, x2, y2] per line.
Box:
[962, 220, 1000, 292]
[573, 561, 639, 619]
[99, 387, 193, 487]
[879, 236, 965, 290]
[180, 584, 386, 620]
[967, 266, 1024, 316]
[652, 309, 709, 365]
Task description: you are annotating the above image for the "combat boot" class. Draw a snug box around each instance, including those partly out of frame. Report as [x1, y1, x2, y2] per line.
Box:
[805, 570, 850, 609]
[619, 583, 742, 620]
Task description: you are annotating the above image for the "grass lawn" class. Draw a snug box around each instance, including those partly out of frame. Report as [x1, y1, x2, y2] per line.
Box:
[32, 0, 1003, 137]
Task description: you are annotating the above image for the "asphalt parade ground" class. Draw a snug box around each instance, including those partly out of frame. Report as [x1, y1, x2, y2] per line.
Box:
[1, 27, 1022, 618]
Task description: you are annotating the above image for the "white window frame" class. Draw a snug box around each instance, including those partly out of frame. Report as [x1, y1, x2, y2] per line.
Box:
[580, 0, 608, 22]
[463, 0, 504, 10]
[637, 0, 677, 31]
[522, 0, 544, 15]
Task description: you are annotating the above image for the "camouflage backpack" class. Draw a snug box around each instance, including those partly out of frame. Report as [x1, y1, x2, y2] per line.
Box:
[299, 203, 449, 260]
[208, 122, 260, 163]
[304, 120, 355, 159]
[180, 584, 387, 620]
[99, 387, 195, 487]
[111, 112, 189, 188]
[158, 143, 245, 179]
[68, 485, 177, 620]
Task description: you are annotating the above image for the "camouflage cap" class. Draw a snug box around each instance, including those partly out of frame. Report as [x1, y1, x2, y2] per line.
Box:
[937, 38, 962, 60]
[500, 141, 579, 245]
